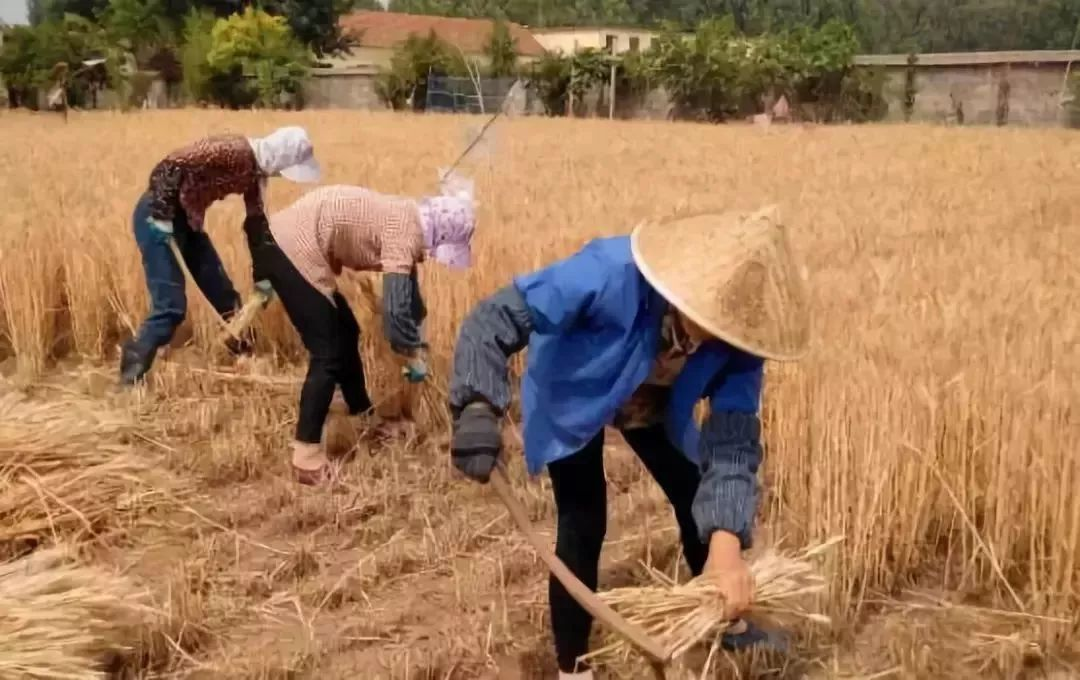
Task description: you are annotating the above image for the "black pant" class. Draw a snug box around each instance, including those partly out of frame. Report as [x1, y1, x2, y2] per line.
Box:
[251, 232, 372, 443]
[547, 425, 707, 673]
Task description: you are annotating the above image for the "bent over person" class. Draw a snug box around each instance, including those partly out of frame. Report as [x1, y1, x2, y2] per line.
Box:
[246, 176, 476, 485]
[447, 207, 810, 678]
[120, 126, 322, 386]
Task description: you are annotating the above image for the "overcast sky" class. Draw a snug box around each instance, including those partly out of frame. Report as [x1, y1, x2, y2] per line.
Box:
[0, 0, 28, 25]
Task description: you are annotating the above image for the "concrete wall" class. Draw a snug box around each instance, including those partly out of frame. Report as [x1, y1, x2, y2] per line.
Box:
[325, 47, 396, 69]
[302, 69, 386, 110]
[875, 61, 1068, 126]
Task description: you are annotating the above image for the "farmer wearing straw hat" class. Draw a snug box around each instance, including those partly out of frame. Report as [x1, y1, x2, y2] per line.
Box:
[246, 171, 477, 485]
[120, 126, 322, 386]
[447, 207, 809, 677]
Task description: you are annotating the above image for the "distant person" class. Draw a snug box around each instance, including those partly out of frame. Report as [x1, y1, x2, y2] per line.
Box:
[246, 172, 476, 485]
[120, 127, 322, 386]
[446, 207, 810, 678]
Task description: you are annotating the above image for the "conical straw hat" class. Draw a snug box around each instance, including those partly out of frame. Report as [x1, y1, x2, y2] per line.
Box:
[629, 205, 810, 361]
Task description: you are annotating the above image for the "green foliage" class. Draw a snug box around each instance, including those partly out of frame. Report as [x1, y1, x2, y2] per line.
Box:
[522, 15, 880, 123]
[529, 51, 571, 115]
[374, 31, 467, 110]
[0, 14, 131, 108]
[31, 0, 110, 24]
[259, 0, 356, 58]
[645, 17, 741, 121]
[178, 8, 217, 103]
[485, 18, 518, 77]
[205, 7, 311, 108]
[568, 47, 612, 102]
[100, 0, 172, 58]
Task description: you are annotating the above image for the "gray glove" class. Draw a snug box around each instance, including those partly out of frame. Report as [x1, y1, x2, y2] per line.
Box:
[451, 402, 501, 483]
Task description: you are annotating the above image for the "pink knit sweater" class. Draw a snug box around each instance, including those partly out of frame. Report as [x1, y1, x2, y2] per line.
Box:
[268, 185, 425, 299]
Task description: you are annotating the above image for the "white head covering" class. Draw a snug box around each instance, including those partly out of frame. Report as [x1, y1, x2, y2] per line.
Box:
[248, 126, 321, 183]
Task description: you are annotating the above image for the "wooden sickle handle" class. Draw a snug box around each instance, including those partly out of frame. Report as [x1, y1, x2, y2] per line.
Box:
[489, 461, 670, 674]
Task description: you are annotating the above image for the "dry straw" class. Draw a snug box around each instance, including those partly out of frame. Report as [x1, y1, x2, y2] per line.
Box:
[0, 392, 183, 557]
[0, 546, 155, 680]
[582, 536, 843, 669]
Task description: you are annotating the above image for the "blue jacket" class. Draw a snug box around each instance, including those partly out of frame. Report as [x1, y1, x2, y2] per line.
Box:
[513, 235, 764, 475]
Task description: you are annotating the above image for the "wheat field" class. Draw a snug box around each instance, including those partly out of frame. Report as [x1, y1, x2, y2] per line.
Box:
[0, 109, 1077, 679]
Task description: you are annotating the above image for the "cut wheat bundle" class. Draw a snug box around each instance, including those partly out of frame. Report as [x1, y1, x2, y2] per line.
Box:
[582, 536, 843, 668]
[0, 392, 135, 475]
[0, 546, 156, 680]
[348, 272, 451, 432]
[0, 456, 177, 555]
[0, 393, 184, 557]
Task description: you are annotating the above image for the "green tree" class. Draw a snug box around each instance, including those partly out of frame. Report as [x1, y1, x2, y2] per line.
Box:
[646, 17, 741, 120]
[100, 0, 173, 59]
[31, 0, 111, 24]
[484, 18, 517, 77]
[0, 14, 129, 108]
[205, 7, 311, 107]
[259, 0, 356, 58]
[374, 30, 464, 110]
[178, 8, 217, 103]
[529, 51, 571, 114]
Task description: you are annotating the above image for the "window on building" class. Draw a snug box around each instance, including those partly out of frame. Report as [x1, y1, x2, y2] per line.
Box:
[605, 34, 616, 53]
[629, 36, 640, 52]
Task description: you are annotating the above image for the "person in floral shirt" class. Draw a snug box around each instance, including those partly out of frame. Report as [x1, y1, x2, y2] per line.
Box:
[120, 126, 321, 385]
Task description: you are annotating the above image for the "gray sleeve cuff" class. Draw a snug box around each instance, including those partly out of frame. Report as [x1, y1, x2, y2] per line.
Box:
[448, 284, 534, 416]
[383, 270, 426, 354]
[691, 411, 762, 550]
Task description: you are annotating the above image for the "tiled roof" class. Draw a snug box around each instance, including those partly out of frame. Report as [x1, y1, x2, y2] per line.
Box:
[340, 11, 546, 58]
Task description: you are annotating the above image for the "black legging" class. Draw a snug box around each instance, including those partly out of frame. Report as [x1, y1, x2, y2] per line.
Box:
[547, 425, 708, 673]
[251, 232, 373, 443]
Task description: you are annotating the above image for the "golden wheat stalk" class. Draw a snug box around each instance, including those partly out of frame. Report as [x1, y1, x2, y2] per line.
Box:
[0, 393, 135, 475]
[0, 546, 156, 680]
[582, 536, 843, 667]
[0, 393, 183, 557]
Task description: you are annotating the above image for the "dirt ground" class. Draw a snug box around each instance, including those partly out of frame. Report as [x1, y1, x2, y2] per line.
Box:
[4, 349, 1077, 680]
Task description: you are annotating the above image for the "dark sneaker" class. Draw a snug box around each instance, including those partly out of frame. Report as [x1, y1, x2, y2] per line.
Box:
[119, 339, 156, 386]
[720, 620, 791, 654]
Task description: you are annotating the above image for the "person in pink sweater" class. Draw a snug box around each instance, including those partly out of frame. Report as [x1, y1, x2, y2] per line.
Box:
[244, 173, 476, 484]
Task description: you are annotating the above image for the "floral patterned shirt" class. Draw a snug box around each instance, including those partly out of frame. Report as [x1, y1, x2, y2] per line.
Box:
[147, 134, 264, 230]
[614, 309, 703, 430]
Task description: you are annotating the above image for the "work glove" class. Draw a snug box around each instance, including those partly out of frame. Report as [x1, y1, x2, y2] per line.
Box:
[451, 402, 501, 483]
[402, 353, 428, 383]
[148, 218, 173, 235]
[254, 279, 275, 306]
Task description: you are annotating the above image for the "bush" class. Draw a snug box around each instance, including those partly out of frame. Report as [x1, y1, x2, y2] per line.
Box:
[206, 7, 310, 109]
[529, 51, 571, 116]
[526, 16, 874, 124]
[178, 8, 216, 104]
[374, 31, 465, 111]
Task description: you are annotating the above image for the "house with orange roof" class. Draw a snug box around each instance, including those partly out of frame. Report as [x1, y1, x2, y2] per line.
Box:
[328, 10, 547, 69]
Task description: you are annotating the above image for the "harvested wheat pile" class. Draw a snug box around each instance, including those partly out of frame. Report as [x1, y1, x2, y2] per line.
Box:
[0, 546, 155, 680]
[584, 537, 842, 669]
[0, 392, 184, 557]
[0, 391, 134, 473]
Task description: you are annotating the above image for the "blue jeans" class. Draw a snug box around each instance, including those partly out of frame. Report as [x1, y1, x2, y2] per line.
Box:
[132, 192, 241, 351]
